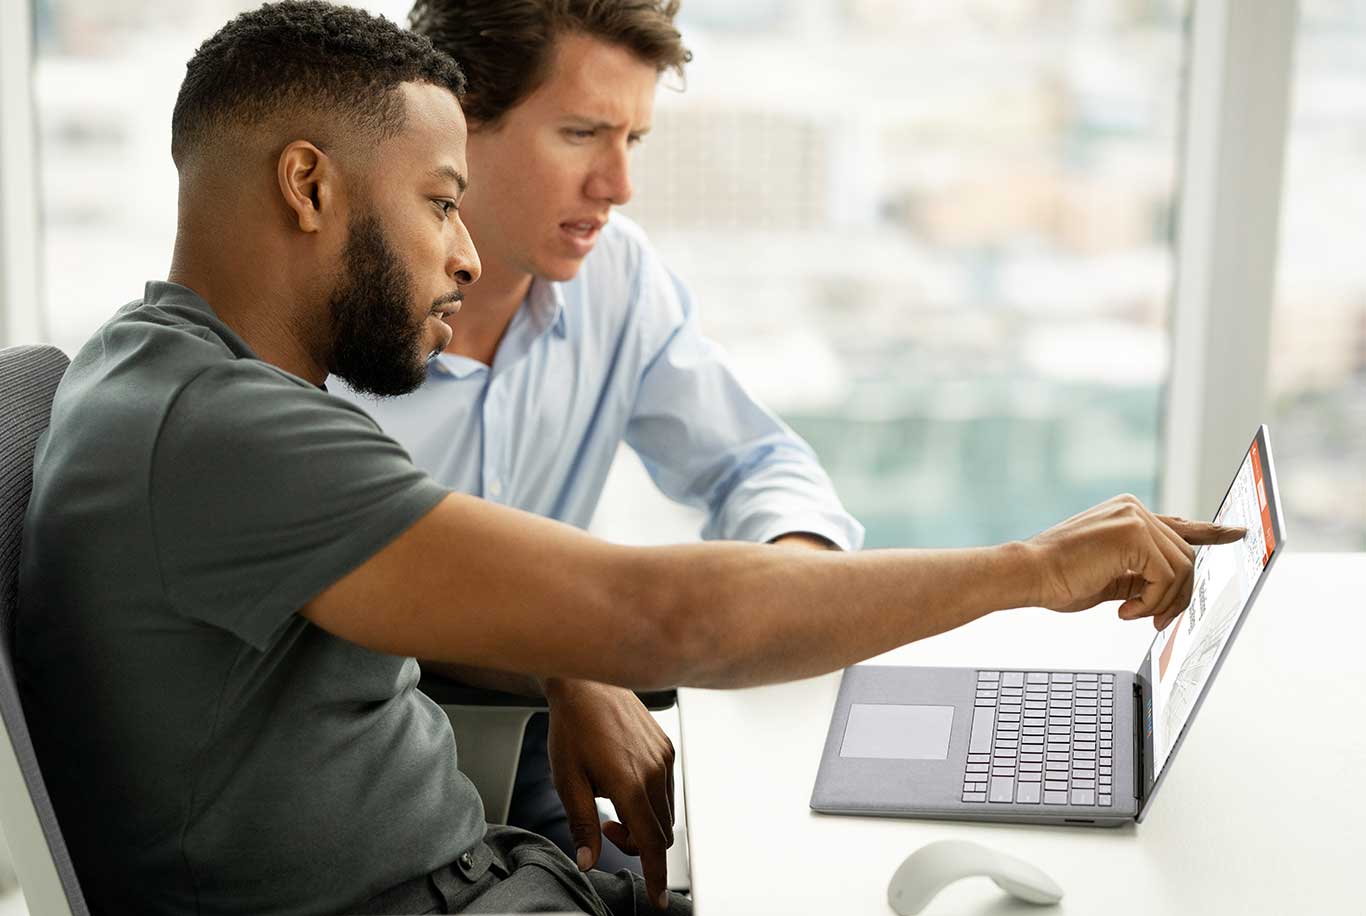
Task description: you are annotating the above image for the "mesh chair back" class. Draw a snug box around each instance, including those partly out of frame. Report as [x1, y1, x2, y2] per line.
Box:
[0, 345, 89, 916]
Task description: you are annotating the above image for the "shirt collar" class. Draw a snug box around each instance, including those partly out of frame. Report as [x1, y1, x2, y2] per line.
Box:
[529, 276, 568, 339]
[427, 279, 566, 380]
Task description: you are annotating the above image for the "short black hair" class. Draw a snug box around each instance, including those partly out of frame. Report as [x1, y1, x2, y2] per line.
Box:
[171, 0, 466, 167]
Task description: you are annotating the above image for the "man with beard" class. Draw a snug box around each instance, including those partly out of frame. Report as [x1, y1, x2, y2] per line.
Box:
[16, 3, 1242, 915]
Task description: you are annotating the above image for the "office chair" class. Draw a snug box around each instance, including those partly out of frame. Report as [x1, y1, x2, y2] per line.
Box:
[0, 344, 90, 916]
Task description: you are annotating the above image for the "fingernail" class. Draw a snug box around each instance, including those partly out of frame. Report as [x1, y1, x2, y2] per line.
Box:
[576, 846, 592, 871]
[657, 890, 670, 909]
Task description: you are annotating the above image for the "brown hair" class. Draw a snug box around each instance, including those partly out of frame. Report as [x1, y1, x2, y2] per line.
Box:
[408, 0, 691, 126]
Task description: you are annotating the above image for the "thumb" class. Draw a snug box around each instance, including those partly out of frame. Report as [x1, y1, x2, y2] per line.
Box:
[558, 768, 603, 872]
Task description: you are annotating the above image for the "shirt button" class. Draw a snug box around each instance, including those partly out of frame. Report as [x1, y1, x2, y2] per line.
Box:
[459, 852, 474, 869]
[488, 479, 503, 497]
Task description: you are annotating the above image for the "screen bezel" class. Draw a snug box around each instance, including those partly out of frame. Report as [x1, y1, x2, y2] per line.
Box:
[1134, 424, 1286, 822]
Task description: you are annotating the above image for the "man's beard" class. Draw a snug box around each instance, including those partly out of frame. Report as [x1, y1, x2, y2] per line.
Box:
[327, 214, 435, 398]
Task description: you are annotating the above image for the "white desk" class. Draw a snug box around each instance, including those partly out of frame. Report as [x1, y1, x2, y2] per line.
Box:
[678, 553, 1365, 914]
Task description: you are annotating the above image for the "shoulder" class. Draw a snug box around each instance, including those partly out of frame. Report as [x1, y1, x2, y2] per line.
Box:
[576, 214, 691, 329]
[156, 360, 384, 466]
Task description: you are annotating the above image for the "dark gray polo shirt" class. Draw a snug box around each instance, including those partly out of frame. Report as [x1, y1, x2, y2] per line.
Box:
[17, 282, 486, 915]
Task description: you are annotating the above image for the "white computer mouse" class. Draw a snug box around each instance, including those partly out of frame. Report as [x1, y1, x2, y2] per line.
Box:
[887, 839, 1064, 914]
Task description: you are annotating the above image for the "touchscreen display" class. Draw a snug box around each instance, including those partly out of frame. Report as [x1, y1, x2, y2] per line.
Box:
[1147, 437, 1278, 775]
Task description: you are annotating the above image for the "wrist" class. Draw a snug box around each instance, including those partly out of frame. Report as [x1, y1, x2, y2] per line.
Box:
[992, 539, 1043, 611]
[543, 676, 610, 706]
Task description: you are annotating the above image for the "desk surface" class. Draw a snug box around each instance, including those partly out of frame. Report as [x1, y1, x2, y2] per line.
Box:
[678, 552, 1364, 915]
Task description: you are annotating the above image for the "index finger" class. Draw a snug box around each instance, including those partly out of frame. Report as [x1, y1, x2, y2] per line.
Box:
[1156, 515, 1246, 546]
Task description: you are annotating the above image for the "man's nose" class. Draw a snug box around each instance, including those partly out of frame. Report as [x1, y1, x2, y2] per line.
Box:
[587, 145, 633, 207]
[449, 222, 481, 286]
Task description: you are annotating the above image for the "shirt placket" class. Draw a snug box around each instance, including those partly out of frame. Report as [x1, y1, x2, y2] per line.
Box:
[482, 373, 507, 502]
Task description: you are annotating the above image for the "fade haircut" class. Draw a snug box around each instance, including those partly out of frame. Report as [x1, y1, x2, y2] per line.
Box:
[171, 0, 467, 168]
[408, 0, 691, 127]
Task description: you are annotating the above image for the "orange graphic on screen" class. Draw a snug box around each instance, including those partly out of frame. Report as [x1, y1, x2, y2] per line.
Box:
[1158, 613, 1183, 680]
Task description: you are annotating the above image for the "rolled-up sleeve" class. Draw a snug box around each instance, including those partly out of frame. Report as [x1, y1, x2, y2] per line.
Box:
[623, 264, 864, 551]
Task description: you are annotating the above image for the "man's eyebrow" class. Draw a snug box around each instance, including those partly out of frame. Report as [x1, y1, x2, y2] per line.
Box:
[429, 165, 468, 192]
[564, 115, 651, 135]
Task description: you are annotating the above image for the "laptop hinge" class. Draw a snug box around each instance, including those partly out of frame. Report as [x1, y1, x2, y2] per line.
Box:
[1132, 682, 1145, 804]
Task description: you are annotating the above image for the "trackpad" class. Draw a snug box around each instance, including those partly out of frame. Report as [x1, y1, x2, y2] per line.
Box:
[839, 703, 954, 760]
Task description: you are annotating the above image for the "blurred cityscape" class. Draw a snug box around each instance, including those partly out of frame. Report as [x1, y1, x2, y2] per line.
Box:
[28, 0, 1366, 550]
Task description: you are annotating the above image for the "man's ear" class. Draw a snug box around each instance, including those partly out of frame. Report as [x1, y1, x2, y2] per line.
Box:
[277, 140, 336, 233]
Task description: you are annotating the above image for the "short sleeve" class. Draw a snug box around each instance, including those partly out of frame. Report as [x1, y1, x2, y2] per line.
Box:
[149, 363, 449, 650]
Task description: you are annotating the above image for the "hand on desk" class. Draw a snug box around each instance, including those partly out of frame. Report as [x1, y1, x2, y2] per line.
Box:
[544, 677, 676, 909]
[1025, 494, 1245, 629]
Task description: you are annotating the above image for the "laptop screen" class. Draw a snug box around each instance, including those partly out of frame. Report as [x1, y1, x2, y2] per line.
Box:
[1144, 427, 1284, 782]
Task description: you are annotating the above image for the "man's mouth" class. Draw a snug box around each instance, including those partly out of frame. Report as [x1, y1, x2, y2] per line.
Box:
[429, 294, 463, 319]
[561, 220, 602, 238]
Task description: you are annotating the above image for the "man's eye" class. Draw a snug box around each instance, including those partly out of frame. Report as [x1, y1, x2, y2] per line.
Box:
[565, 128, 595, 140]
[434, 199, 457, 217]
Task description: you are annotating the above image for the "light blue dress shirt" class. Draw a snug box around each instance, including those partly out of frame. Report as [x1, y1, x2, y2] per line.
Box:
[333, 214, 863, 550]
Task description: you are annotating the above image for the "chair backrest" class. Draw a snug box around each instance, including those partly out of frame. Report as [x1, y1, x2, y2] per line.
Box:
[0, 344, 89, 916]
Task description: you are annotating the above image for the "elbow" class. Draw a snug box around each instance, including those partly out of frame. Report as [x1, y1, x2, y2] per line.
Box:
[608, 551, 723, 690]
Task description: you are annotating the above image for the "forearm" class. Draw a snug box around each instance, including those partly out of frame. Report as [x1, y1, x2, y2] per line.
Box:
[627, 539, 1038, 690]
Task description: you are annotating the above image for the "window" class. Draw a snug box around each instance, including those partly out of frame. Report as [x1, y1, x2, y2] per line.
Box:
[609, 0, 1188, 547]
[1267, 0, 1366, 550]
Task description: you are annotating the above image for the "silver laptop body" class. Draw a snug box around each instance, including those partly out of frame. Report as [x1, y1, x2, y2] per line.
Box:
[811, 425, 1286, 828]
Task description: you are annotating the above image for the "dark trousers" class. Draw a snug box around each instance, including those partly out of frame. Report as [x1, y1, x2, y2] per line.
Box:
[506, 713, 644, 876]
[347, 824, 690, 915]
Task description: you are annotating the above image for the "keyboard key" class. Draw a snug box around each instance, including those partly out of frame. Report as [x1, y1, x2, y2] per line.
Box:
[968, 753, 990, 764]
[1071, 789, 1095, 805]
[1099, 794, 1112, 806]
[967, 763, 989, 774]
[1020, 761, 1042, 772]
[1017, 782, 1041, 803]
[969, 708, 995, 754]
[1044, 780, 1069, 792]
[979, 671, 1001, 681]
[1047, 752, 1069, 762]
[1044, 790, 1068, 805]
[1002, 672, 1024, 687]
[1073, 750, 1096, 760]
[989, 778, 1015, 803]
[963, 791, 987, 803]
[1018, 770, 1041, 782]
[1072, 778, 1095, 789]
[1077, 673, 1098, 682]
[1052, 673, 1074, 683]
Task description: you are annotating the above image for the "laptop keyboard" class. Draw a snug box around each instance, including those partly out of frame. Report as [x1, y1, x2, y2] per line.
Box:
[962, 671, 1115, 807]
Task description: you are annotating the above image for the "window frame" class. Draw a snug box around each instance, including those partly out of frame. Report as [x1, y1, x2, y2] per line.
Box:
[0, 0, 44, 348]
[1161, 0, 1297, 520]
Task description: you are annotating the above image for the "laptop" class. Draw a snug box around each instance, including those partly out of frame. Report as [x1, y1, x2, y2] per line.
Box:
[810, 425, 1285, 827]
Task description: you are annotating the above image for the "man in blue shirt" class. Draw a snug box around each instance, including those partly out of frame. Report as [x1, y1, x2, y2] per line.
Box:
[336, 0, 864, 888]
